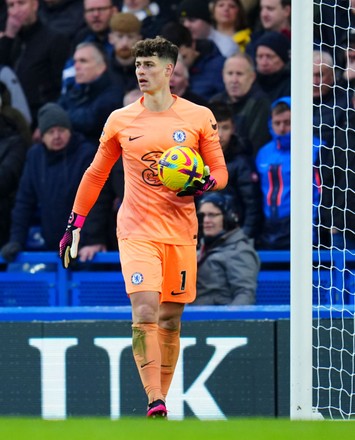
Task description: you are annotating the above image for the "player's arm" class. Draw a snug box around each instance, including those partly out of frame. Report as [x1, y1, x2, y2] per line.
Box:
[59, 140, 120, 268]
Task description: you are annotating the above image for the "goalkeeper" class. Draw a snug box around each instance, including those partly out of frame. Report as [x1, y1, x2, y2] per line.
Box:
[59, 36, 228, 418]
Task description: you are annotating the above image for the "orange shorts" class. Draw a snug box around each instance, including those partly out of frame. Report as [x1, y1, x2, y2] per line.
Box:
[118, 239, 197, 304]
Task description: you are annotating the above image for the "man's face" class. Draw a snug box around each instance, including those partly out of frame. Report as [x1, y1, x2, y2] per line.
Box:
[260, 0, 290, 31]
[170, 61, 188, 96]
[6, 0, 38, 27]
[42, 127, 71, 151]
[84, 0, 115, 33]
[272, 109, 291, 136]
[222, 56, 256, 100]
[313, 61, 334, 99]
[217, 118, 234, 150]
[74, 46, 106, 83]
[256, 45, 285, 74]
[135, 55, 173, 94]
[181, 17, 210, 40]
[198, 202, 224, 237]
[178, 45, 197, 68]
[109, 30, 141, 60]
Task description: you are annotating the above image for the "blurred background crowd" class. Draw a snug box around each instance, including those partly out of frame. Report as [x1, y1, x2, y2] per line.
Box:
[0, 0, 354, 305]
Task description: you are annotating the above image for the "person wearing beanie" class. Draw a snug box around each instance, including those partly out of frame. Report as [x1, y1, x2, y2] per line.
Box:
[108, 12, 142, 93]
[0, 102, 109, 264]
[193, 192, 260, 305]
[255, 31, 291, 101]
[178, 0, 239, 57]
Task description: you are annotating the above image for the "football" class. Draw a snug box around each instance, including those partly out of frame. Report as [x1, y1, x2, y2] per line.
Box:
[158, 146, 205, 192]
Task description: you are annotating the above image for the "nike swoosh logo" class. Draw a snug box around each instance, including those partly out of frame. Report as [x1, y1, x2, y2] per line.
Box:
[129, 135, 144, 141]
[171, 291, 185, 296]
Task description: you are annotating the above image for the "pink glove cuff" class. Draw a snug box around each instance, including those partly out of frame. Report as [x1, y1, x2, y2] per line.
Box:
[68, 212, 86, 228]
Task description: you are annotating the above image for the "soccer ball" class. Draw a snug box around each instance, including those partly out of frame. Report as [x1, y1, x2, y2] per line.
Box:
[158, 146, 205, 192]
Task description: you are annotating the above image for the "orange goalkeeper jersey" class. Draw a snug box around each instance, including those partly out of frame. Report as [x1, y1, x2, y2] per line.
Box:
[73, 95, 228, 245]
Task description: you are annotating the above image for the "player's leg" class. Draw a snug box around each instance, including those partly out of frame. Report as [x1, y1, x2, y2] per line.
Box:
[119, 239, 166, 416]
[158, 302, 184, 399]
[158, 244, 197, 398]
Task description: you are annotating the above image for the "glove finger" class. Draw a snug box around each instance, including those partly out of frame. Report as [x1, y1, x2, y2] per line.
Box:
[203, 165, 210, 178]
[70, 228, 81, 259]
[63, 246, 71, 269]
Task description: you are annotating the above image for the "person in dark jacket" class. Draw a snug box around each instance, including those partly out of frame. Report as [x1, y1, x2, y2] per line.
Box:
[38, 0, 86, 40]
[193, 192, 260, 305]
[0, 103, 107, 262]
[319, 107, 355, 249]
[160, 21, 226, 101]
[0, 100, 28, 248]
[254, 30, 291, 102]
[58, 41, 124, 145]
[0, 0, 70, 127]
[210, 52, 271, 157]
[208, 100, 263, 240]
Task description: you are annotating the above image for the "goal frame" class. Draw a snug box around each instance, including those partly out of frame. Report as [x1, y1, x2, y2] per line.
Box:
[290, 0, 314, 420]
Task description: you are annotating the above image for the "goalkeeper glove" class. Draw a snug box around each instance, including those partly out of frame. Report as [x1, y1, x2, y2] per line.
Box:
[177, 165, 216, 197]
[59, 211, 86, 269]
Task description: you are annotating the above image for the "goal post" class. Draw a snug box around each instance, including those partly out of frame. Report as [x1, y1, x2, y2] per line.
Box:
[290, 0, 314, 420]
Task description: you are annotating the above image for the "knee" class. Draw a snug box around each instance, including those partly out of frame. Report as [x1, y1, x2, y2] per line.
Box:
[133, 303, 158, 323]
[158, 315, 181, 331]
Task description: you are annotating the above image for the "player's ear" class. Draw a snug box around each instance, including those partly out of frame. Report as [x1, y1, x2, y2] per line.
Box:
[165, 63, 174, 76]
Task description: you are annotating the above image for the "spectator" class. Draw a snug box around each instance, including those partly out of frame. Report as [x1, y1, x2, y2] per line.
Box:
[177, 0, 239, 58]
[210, 0, 252, 52]
[313, 50, 349, 148]
[0, 103, 107, 263]
[255, 30, 291, 102]
[108, 12, 142, 94]
[170, 56, 208, 106]
[255, 96, 321, 250]
[120, 0, 173, 38]
[0, 0, 70, 127]
[161, 21, 226, 101]
[246, 0, 291, 57]
[318, 99, 355, 249]
[61, 0, 118, 92]
[58, 41, 124, 144]
[0, 72, 31, 145]
[208, 100, 263, 240]
[193, 192, 260, 305]
[0, 86, 28, 248]
[210, 52, 271, 156]
[38, 0, 86, 40]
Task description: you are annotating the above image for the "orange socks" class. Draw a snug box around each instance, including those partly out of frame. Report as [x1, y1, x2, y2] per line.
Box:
[158, 326, 180, 399]
[132, 323, 164, 404]
[132, 323, 181, 403]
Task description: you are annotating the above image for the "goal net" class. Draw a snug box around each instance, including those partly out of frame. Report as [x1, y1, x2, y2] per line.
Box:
[291, 0, 355, 420]
[312, 0, 355, 420]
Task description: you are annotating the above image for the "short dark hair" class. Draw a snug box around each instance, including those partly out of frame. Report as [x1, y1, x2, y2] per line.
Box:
[132, 36, 179, 65]
[208, 101, 234, 123]
[272, 101, 290, 116]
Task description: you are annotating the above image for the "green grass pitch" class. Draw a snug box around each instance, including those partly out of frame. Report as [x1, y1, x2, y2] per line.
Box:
[0, 418, 353, 440]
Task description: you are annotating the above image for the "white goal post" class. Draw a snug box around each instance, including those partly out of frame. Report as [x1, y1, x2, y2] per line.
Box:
[291, 0, 355, 420]
[290, 0, 314, 420]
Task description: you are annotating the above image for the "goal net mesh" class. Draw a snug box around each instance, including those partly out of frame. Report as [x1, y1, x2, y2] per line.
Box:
[312, 0, 355, 420]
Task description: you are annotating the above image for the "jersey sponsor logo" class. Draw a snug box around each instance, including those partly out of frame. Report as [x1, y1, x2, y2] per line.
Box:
[131, 272, 144, 285]
[141, 151, 162, 186]
[173, 130, 186, 143]
[171, 291, 185, 296]
[129, 135, 144, 141]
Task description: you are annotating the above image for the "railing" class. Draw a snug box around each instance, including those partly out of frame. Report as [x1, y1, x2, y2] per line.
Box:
[0, 250, 355, 309]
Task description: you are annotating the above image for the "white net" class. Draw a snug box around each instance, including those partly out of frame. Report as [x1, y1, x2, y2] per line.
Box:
[312, 0, 355, 420]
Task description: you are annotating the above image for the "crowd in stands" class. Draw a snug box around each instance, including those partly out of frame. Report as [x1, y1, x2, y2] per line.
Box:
[0, 0, 354, 305]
